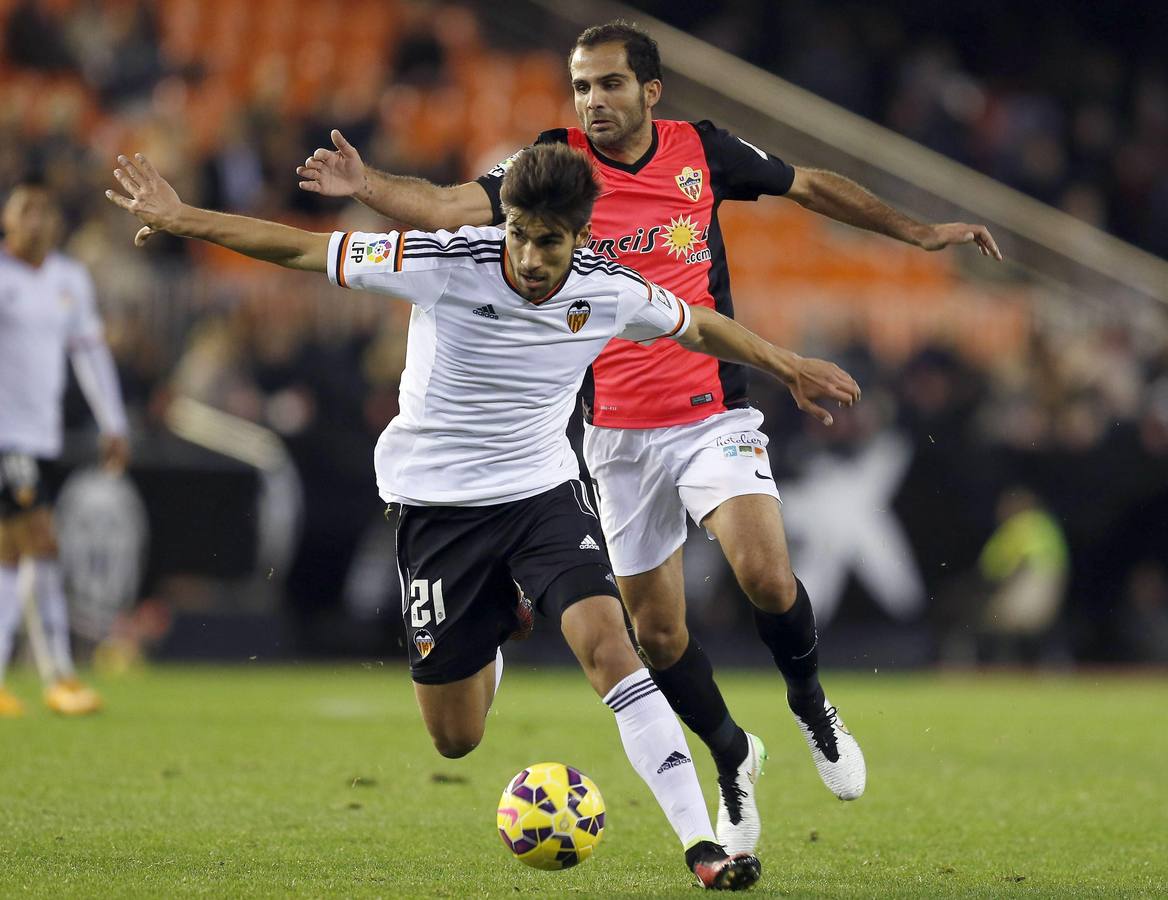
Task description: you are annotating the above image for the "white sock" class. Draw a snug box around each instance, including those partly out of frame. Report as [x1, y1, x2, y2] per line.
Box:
[0, 566, 20, 684]
[33, 559, 74, 679]
[604, 668, 716, 850]
[494, 646, 504, 696]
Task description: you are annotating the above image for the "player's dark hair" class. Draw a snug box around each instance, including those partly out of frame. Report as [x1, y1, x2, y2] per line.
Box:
[500, 144, 600, 235]
[573, 19, 662, 85]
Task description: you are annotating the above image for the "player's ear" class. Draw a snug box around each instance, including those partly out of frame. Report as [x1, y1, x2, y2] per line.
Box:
[643, 79, 662, 111]
[574, 222, 592, 249]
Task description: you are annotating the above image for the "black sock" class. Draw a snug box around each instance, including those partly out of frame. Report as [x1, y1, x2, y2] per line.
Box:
[648, 637, 748, 771]
[752, 577, 825, 716]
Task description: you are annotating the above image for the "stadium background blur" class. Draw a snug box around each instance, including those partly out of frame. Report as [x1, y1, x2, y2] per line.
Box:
[2, 0, 1166, 670]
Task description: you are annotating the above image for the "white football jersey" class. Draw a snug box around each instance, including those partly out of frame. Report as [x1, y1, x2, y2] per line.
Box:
[0, 249, 105, 458]
[326, 226, 691, 506]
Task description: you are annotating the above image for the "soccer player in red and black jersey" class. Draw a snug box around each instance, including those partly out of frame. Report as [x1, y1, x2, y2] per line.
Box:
[291, 20, 1002, 857]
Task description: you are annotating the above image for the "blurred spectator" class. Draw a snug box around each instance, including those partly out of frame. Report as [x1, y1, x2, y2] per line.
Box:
[1116, 561, 1168, 664]
[636, 0, 1168, 257]
[4, 0, 75, 70]
[975, 487, 1069, 660]
[932, 487, 1069, 665]
[66, 0, 165, 107]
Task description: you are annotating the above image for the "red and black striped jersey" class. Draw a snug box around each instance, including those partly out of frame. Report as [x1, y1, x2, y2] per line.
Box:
[477, 119, 794, 429]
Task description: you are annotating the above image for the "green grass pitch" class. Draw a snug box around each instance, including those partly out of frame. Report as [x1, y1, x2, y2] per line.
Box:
[1, 664, 1165, 897]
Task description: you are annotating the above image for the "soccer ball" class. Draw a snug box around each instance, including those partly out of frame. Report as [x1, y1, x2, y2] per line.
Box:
[496, 762, 606, 870]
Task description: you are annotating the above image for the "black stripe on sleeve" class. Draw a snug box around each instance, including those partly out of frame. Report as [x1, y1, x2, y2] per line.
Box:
[334, 232, 351, 287]
[402, 250, 503, 264]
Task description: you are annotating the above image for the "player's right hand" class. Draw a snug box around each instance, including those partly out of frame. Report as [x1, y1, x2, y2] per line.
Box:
[787, 357, 861, 427]
[100, 434, 130, 474]
[296, 129, 365, 198]
[105, 154, 183, 233]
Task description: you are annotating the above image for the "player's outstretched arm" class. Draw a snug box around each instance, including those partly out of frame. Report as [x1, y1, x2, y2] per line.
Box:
[785, 167, 1003, 260]
[675, 306, 860, 426]
[295, 129, 493, 230]
[105, 154, 330, 271]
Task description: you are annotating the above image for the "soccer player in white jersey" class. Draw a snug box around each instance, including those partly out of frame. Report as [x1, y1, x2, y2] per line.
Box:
[292, 21, 1003, 856]
[0, 178, 130, 717]
[107, 143, 859, 889]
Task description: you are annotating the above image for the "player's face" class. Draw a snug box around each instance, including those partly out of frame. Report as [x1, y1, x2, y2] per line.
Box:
[504, 212, 588, 301]
[569, 42, 659, 152]
[2, 187, 59, 260]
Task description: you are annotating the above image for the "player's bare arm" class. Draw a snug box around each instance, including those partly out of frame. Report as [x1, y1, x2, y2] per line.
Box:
[675, 305, 860, 426]
[786, 166, 1003, 260]
[295, 129, 493, 230]
[105, 154, 330, 271]
[99, 434, 130, 474]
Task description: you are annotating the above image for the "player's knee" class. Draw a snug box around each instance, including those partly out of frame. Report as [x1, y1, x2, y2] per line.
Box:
[737, 561, 797, 613]
[431, 728, 482, 759]
[632, 617, 688, 668]
[576, 631, 640, 687]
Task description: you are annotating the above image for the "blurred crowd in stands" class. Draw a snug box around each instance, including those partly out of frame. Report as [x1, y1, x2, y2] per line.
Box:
[633, 0, 1168, 259]
[2, 0, 1166, 665]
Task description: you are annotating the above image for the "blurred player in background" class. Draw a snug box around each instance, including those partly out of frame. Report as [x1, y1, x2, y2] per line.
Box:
[107, 143, 861, 888]
[293, 19, 1003, 853]
[0, 178, 130, 717]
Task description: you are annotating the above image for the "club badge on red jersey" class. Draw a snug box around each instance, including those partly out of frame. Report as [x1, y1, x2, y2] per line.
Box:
[675, 166, 703, 201]
[567, 300, 591, 333]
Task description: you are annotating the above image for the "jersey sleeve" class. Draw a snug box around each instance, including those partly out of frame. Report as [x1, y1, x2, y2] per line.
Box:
[326, 230, 454, 311]
[614, 275, 691, 344]
[695, 120, 795, 201]
[473, 130, 570, 225]
[65, 264, 105, 349]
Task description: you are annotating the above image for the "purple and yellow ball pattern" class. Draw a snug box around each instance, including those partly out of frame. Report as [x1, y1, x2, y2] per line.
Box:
[496, 762, 606, 870]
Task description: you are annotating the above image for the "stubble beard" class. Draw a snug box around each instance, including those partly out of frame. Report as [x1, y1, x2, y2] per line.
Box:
[589, 103, 648, 154]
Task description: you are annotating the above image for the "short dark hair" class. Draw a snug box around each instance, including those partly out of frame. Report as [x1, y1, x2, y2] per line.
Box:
[572, 19, 662, 85]
[500, 144, 600, 234]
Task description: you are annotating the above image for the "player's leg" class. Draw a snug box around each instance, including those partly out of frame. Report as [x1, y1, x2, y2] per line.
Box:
[13, 505, 101, 713]
[558, 590, 759, 890]
[0, 517, 26, 717]
[413, 659, 498, 758]
[587, 423, 763, 853]
[585, 426, 752, 763]
[670, 408, 864, 800]
[615, 552, 752, 771]
[16, 506, 70, 677]
[616, 553, 766, 854]
[703, 492, 866, 801]
[503, 480, 756, 889]
[1, 453, 102, 714]
[393, 501, 518, 758]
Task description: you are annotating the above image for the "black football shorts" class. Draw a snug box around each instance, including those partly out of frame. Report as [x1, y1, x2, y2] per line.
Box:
[390, 480, 620, 685]
[0, 452, 60, 519]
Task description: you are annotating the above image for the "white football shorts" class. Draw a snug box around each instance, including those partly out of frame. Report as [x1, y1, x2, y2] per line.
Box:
[582, 407, 781, 577]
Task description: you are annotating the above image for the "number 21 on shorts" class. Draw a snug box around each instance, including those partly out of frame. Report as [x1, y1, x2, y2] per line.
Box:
[409, 578, 446, 628]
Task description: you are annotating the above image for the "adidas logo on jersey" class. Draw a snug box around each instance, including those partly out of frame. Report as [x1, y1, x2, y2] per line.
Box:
[472, 304, 499, 319]
[579, 534, 600, 551]
[656, 750, 692, 774]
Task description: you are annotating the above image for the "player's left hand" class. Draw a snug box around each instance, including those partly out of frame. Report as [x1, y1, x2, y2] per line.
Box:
[100, 434, 130, 474]
[105, 154, 184, 236]
[787, 357, 861, 427]
[919, 222, 1003, 260]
